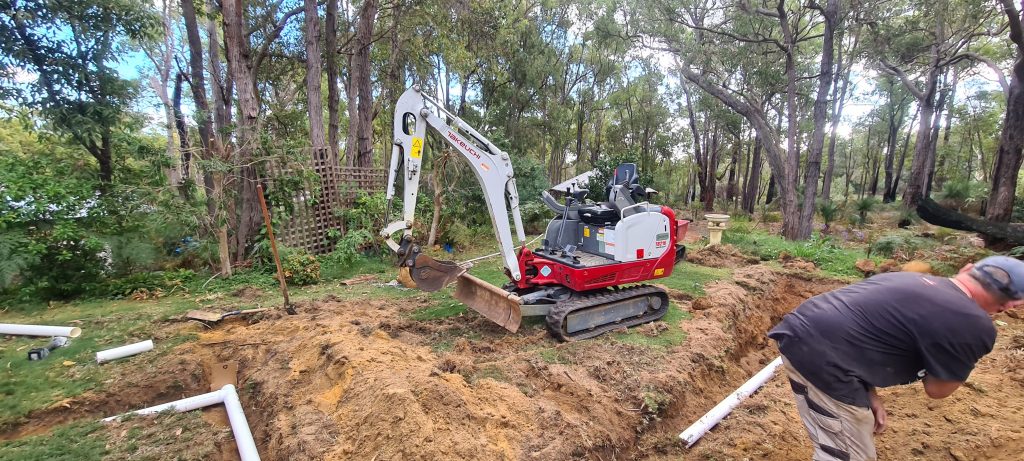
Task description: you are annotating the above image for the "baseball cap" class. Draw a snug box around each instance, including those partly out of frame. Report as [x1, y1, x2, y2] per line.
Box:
[970, 256, 1024, 300]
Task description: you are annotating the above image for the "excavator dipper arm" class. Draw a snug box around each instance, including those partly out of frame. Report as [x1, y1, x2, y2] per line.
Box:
[382, 86, 525, 331]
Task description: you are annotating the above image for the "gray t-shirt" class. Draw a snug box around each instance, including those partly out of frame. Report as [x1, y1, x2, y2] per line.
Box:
[769, 271, 995, 407]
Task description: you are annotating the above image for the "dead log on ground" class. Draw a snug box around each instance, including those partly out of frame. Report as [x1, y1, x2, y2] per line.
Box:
[916, 197, 1024, 245]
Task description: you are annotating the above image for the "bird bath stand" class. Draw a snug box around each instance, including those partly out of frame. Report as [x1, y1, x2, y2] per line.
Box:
[705, 213, 731, 245]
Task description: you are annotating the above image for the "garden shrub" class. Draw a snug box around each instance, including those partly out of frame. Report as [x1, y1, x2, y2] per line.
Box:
[281, 249, 321, 285]
[323, 229, 372, 267]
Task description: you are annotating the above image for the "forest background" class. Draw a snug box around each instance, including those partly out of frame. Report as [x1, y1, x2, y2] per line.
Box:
[1, 0, 1022, 302]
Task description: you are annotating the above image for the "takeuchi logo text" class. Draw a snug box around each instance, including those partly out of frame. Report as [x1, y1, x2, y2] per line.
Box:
[447, 131, 481, 160]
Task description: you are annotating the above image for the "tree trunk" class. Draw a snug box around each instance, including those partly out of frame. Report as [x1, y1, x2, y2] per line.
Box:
[182, 0, 232, 276]
[223, 0, 262, 262]
[172, 72, 192, 191]
[427, 149, 448, 247]
[925, 77, 951, 196]
[725, 139, 739, 204]
[901, 80, 937, 209]
[882, 85, 906, 202]
[889, 105, 920, 202]
[798, 0, 838, 237]
[304, 0, 326, 149]
[777, 0, 801, 239]
[325, 0, 340, 162]
[844, 139, 853, 203]
[895, 16, 943, 210]
[344, 0, 379, 167]
[207, 0, 230, 148]
[743, 136, 763, 213]
[823, 27, 858, 203]
[987, 1, 1024, 222]
[703, 129, 720, 212]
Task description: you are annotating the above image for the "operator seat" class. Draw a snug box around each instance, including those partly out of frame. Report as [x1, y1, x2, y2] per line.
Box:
[578, 163, 645, 226]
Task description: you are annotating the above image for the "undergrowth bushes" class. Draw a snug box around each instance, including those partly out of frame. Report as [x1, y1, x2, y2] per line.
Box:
[869, 231, 936, 259]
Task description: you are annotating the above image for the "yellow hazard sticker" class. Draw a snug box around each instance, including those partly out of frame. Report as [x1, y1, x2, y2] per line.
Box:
[654, 268, 665, 276]
[583, 227, 590, 237]
[410, 137, 423, 159]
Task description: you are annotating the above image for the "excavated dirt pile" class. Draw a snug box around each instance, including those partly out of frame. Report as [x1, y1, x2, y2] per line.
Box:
[6, 261, 1024, 460]
[685, 244, 760, 269]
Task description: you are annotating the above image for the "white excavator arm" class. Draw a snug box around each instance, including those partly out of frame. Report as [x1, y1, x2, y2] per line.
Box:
[381, 86, 527, 285]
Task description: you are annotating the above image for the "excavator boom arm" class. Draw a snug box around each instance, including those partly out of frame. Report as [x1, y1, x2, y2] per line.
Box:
[382, 86, 526, 283]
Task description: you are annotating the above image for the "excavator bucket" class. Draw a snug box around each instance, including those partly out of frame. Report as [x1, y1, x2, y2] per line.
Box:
[453, 273, 523, 333]
[405, 254, 466, 292]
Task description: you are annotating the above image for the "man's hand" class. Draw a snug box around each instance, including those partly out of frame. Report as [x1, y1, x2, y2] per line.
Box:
[868, 387, 887, 434]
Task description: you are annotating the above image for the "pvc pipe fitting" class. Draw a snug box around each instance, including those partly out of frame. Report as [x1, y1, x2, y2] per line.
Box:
[104, 384, 260, 461]
[96, 340, 154, 363]
[0, 323, 82, 338]
[679, 356, 783, 447]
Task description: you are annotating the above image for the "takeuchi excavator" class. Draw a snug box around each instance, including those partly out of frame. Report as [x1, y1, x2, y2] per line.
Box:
[381, 86, 690, 341]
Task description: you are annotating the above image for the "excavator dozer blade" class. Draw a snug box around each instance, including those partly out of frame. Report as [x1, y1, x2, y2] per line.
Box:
[453, 273, 523, 333]
[407, 254, 466, 292]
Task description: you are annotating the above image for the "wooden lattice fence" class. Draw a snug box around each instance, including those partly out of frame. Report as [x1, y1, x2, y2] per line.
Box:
[265, 147, 386, 255]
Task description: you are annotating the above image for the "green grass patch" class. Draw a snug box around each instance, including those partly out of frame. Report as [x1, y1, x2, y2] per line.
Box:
[536, 344, 578, 364]
[723, 229, 869, 278]
[0, 294, 204, 428]
[658, 262, 732, 297]
[468, 365, 508, 384]
[613, 303, 691, 348]
[410, 301, 467, 321]
[0, 421, 107, 460]
[319, 256, 391, 282]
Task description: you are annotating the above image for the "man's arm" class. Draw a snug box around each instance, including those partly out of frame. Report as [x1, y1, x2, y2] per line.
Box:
[867, 386, 886, 434]
[922, 375, 962, 399]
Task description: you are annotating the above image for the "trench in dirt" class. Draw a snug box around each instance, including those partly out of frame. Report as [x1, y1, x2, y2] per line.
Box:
[1, 265, 842, 460]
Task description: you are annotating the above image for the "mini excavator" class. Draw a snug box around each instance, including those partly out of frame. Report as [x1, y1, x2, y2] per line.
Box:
[381, 86, 689, 341]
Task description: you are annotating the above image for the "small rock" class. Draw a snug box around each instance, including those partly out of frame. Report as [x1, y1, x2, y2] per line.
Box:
[855, 259, 876, 276]
[949, 447, 969, 461]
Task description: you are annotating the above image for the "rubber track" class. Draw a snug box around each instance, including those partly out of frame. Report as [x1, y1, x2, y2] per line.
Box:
[545, 285, 670, 342]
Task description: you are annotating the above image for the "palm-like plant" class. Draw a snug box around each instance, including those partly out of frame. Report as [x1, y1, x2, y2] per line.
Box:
[853, 197, 878, 227]
[818, 200, 841, 233]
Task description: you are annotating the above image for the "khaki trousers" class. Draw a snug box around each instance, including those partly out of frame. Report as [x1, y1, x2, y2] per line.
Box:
[782, 357, 877, 461]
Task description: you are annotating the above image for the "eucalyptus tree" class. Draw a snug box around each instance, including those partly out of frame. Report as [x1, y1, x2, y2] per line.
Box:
[638, 0, 841, 239]
[181, 0, 232, 276]
[870, 0, 1003, 209]
[874, 76, 914, 202]
[985, 0, 1024, 223]
[344, 0, 378, 168]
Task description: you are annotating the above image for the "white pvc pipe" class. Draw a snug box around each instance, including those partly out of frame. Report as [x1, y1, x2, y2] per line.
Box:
[0, 323, 81, 338]
[104, 384, 260, 461]
[96, 340, 154, 363]
[679, 356, 784, 448]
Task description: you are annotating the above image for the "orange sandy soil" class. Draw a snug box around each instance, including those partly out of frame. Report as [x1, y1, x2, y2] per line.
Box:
[4, 251, 1023, 460]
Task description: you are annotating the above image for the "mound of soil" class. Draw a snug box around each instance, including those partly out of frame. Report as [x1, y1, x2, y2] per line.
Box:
[686, 244, 760, 268]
